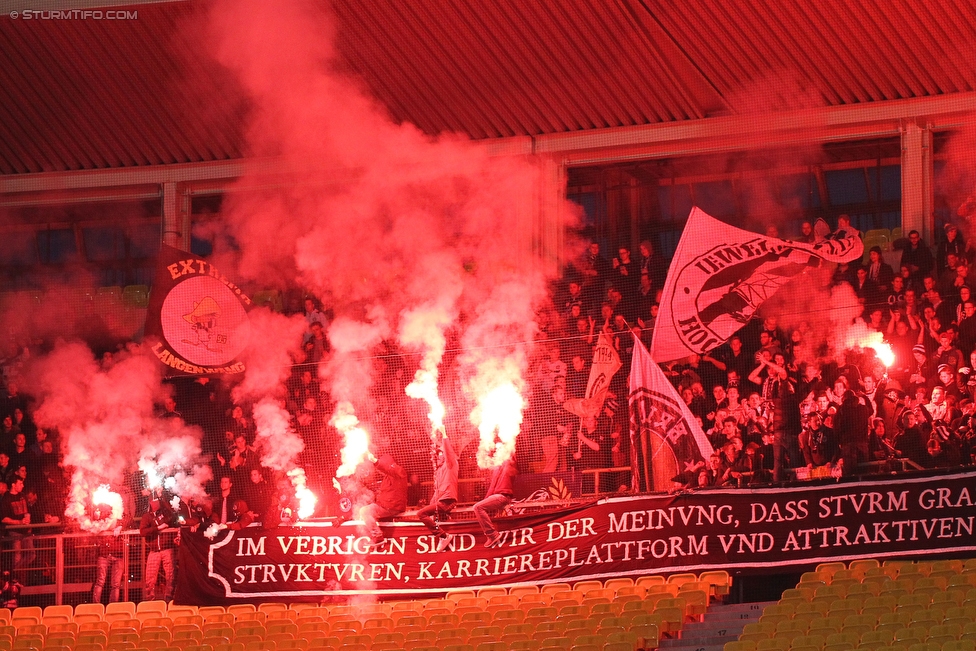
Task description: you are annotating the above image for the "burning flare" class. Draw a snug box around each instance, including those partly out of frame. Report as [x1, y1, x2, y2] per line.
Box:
[67, 480, 123, 533]
[251, 398, 315, 521]
[855, 330, 895, 368]
[474, 380, 524, 469]
[868, 340, 895, 367]
[332, 402, 373, 478]
[288, 468, 317, 520]
[401, 303, 454, 431]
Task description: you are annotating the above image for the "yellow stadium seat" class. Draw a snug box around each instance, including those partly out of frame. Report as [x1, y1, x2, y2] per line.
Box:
[794, 634, 826, 649]
[891, 627, 925, 644]
[519, 594, 553, 609]
[540, 584, 572, 596]
[265, 613, 296, 624]
[224, 607, 255, 618]
[509, 641, 539, 651]
[634, 576, 665, 590]
[163, 610, 195, 623]
[79, 623, 110, 637]
[393, 616, 424, 631]
[11, 619, 40, 632]
[42, 607, 72, 621]
[665, 573, 698, 588]
[269, 638, 303, 650]
[134, 604, 165, 617]
[755, 639, 790, 651]
[555, 604, 589, 620]
[945, 642, 976, 651]
[491, 610, 524, 626]
[816, 562, 847, 576]
[446, 590, 477, 604]
[363, 618, 394, 634]
[77, 631, 107, 645]
[725, 642, 757, 651]
[102, 606, 133, 621]
[602, 578, 633, 592]
[698, 570, 731, 597]
[476, 587, 507, 600]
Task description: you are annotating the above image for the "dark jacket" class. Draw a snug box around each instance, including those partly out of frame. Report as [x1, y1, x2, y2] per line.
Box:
[139, 505, 177, 552]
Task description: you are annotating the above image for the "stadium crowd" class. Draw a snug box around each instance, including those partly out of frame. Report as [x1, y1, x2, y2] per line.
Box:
[0, 216, 973, 551]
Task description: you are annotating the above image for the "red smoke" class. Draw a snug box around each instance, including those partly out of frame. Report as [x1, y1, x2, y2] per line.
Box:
[23, 342, 211, 529]
[205, 0, 573, 469]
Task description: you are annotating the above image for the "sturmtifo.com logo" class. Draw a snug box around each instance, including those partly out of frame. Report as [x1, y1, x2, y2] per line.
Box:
[9, 9, 137, 19]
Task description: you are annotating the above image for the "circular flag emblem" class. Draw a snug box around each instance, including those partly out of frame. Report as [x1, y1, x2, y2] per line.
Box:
[160, 275, 250, 367]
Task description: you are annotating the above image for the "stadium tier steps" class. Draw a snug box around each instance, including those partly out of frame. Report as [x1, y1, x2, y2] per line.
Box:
[661, 602, 775, 651]
[726, 558, 976, 651]
[0, 571, 731, 651]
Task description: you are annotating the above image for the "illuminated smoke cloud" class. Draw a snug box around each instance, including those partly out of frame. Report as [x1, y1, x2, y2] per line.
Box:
[231, 310, 306, 404]
[768, 274, 894, 369]
[324, 314, 387, 481]
[401, 295, 458, 431]
[138, 431, 212, 501]
[205, 0, 573, 480]
[251, 398, 304, 472]
[23, 342, 209, 531]
[324, 313, 389, 406]
[287, 467, 317, 520]
[228, 309, 316, 514]
[250, 397, 315, 518]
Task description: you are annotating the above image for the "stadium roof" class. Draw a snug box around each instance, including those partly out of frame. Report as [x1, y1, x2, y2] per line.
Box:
[1, 0, 976, 175]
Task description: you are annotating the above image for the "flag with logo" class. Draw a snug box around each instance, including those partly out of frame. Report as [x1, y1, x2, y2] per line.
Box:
[562, 332, 622, 419]
[651, 208, 864, 362]
[144, 244, 252, 376]
[629, 334, 713, 492]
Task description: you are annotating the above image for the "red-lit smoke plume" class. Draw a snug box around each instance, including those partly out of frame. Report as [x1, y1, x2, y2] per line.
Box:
[230, 310, 315, 517]
[23, 342, 210, 531]
[205, 0, 571, 481]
